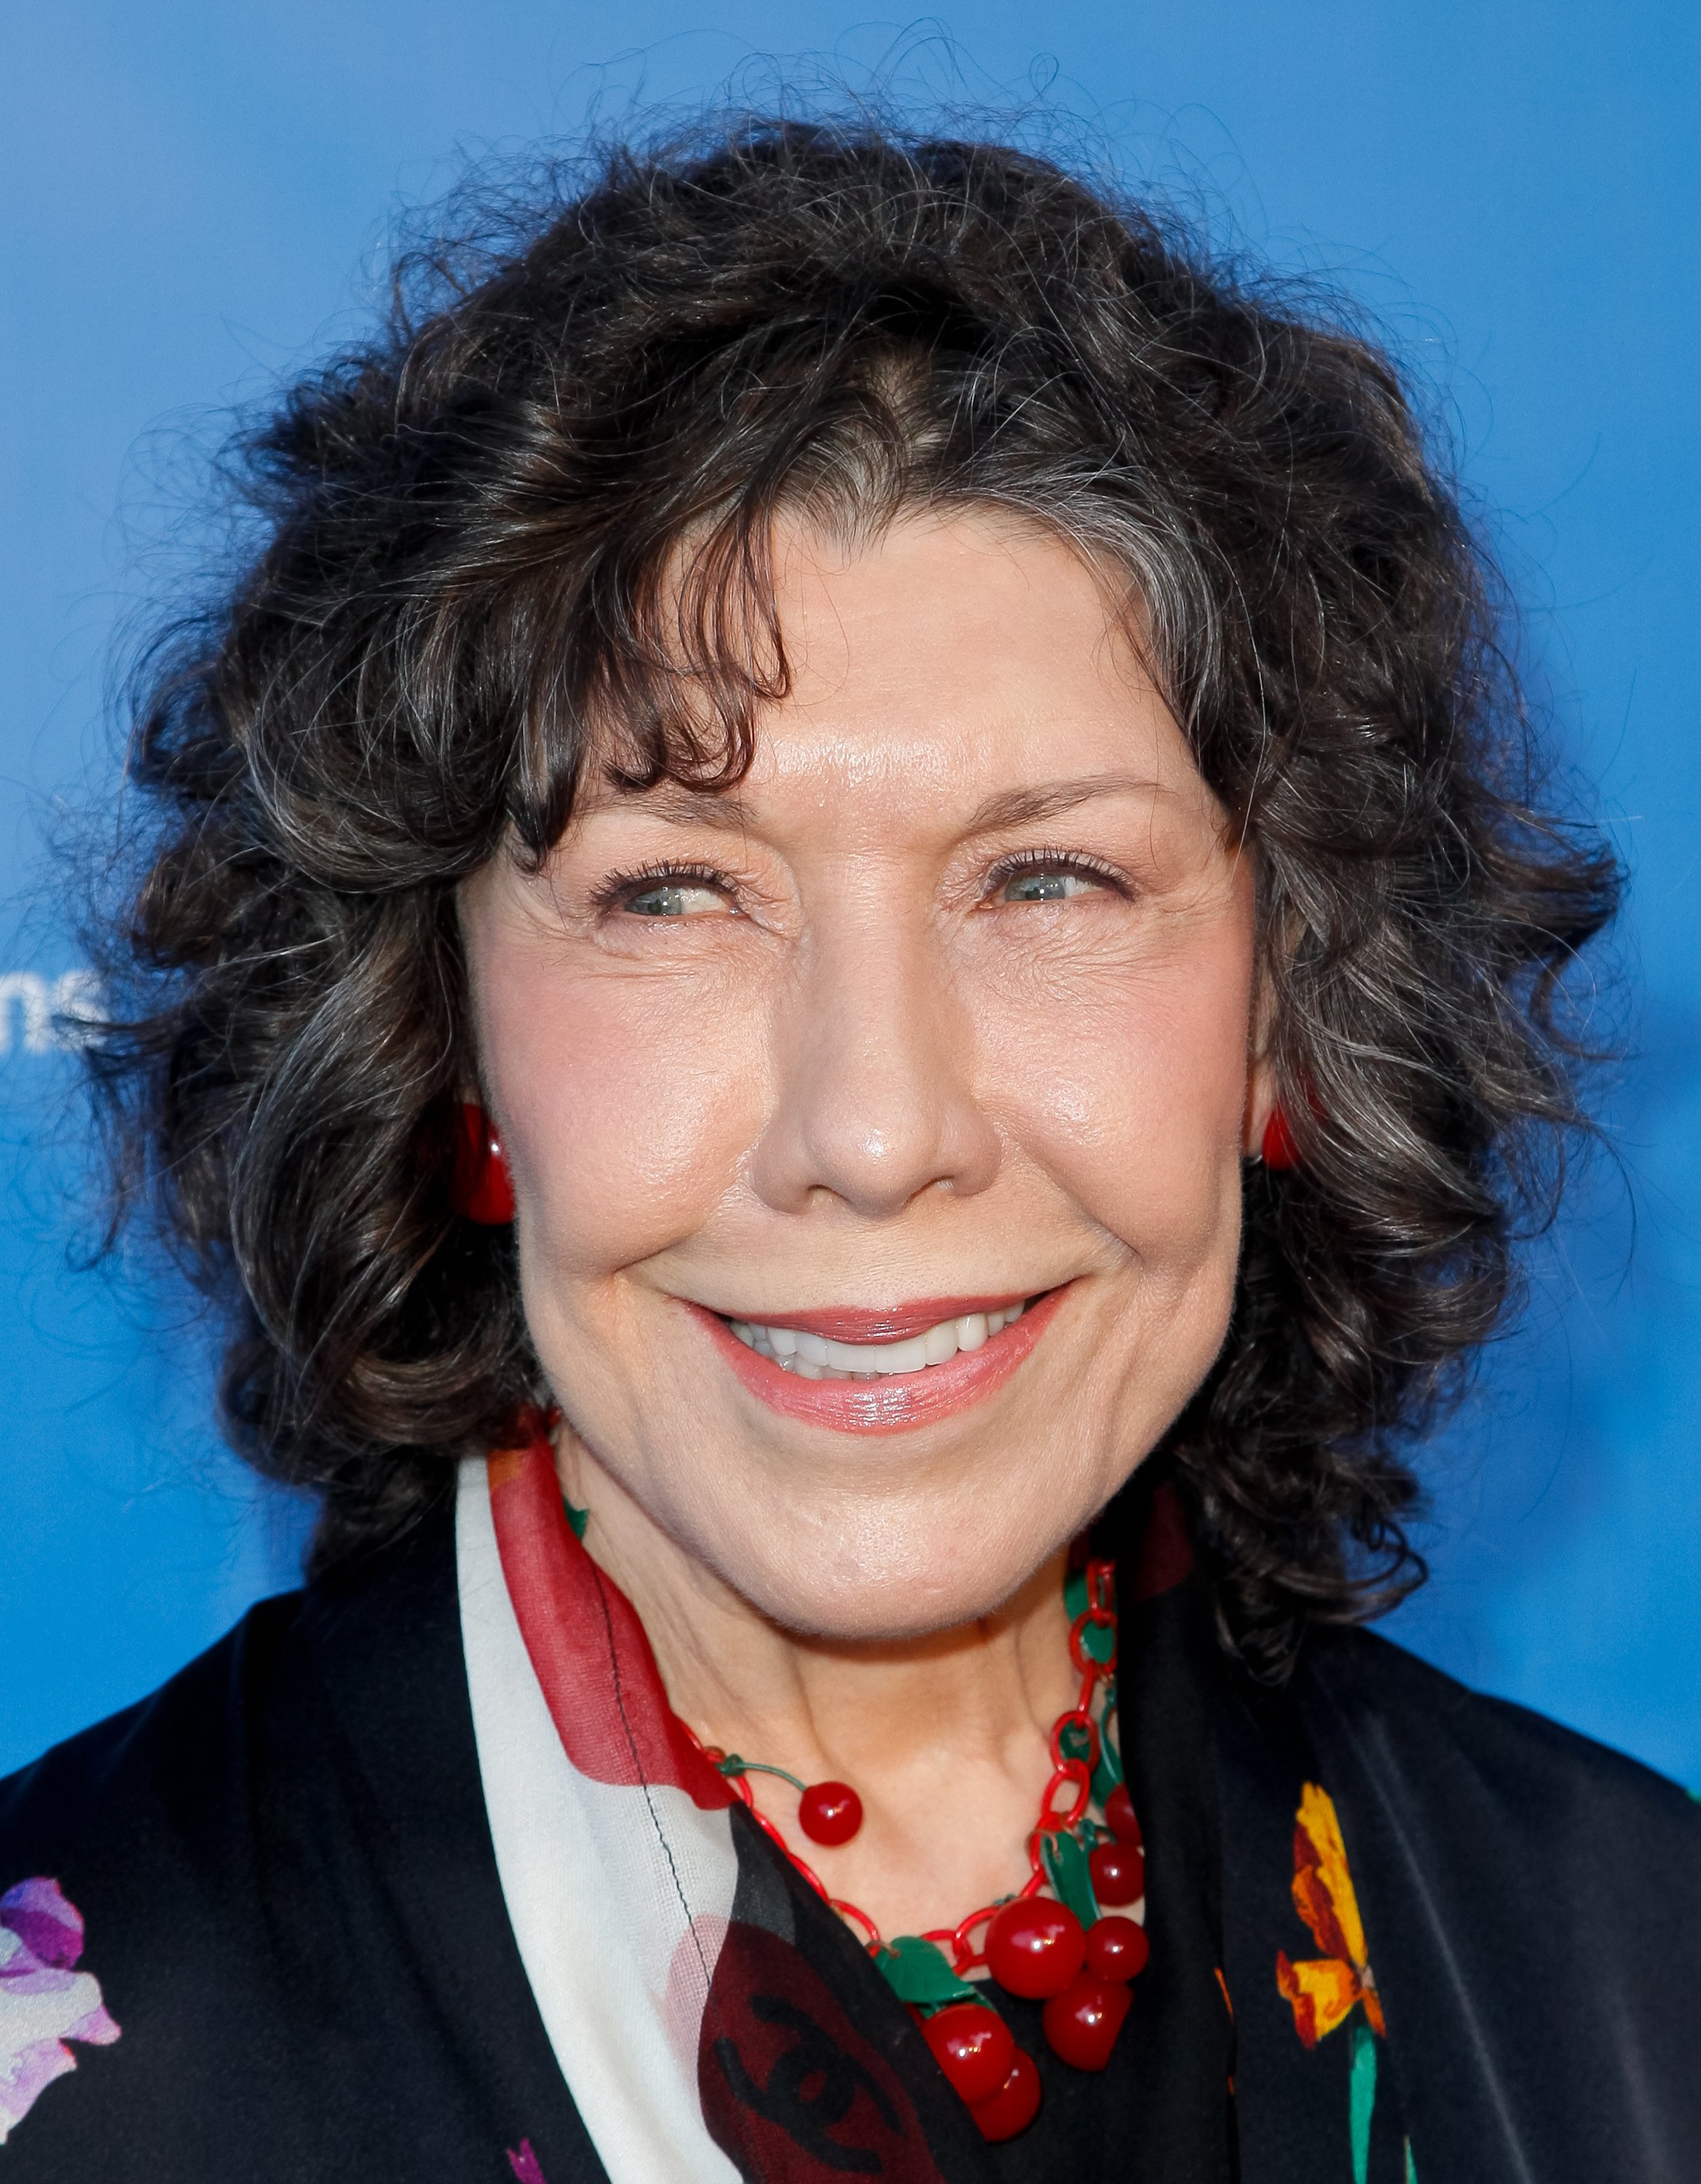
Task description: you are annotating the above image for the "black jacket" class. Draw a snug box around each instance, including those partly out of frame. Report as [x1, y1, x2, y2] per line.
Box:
[1, 1508, 1696, 2183]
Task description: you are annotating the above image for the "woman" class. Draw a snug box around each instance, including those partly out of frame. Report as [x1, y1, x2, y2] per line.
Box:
[1, 119, 1694, 2183]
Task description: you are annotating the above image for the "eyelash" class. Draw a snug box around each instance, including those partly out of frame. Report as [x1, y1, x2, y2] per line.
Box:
[984, 847, 1131, 900]
[590, 860, 739, 915]
[591, 847, 1130, 915]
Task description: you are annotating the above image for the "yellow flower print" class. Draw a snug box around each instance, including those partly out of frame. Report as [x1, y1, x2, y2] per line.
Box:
[1275, 1782, 1385, 2047]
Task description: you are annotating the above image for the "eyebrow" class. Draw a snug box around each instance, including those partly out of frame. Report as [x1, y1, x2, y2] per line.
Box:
[960, 772, 1175, 834]
[582, 769, 1173, 834]
[582, 780, 757, 830]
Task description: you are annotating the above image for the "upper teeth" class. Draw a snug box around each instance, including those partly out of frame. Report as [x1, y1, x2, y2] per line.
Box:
[725, 1302, 1026, 1380]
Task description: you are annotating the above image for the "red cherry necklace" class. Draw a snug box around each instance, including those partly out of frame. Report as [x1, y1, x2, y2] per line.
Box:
[698, 1558, 1146, 2143]
[701, 1761, 867, 1848]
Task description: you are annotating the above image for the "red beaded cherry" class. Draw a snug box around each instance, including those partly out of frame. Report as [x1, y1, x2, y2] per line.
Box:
[920, 2003, 1017, 2107]
[797, 1781, 863, 1845]
[969, 2051, 1042, 2142]
[985, 1899, 1086, 1999]
[1084, 1914, 1149, 1983]
[1104, 1783, 1142, 1845]
[1089, 1842, 1144, 1906]
[1041, 1973, 1132, 2071]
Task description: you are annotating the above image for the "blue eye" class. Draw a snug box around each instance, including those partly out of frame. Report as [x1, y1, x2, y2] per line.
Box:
[628, 885, 688, 917]
[615, 874, 730, 918]
[1000, 866, 1105, 903]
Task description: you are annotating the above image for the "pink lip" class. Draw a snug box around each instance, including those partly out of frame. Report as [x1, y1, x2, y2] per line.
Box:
[687, 1286, 1069, 1435]
[729, 1293, 1033, 1344]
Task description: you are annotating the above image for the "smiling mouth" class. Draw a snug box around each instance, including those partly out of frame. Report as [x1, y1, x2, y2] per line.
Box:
[695, 1286, 1067, 1434]
[722, 1300, 1030, 1380]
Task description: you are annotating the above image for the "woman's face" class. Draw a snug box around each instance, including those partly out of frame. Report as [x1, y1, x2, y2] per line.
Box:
[462, 513, 1267, 1639]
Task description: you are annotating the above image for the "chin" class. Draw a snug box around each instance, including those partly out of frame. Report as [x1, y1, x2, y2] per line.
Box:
[707, 1506, 1072, 1643]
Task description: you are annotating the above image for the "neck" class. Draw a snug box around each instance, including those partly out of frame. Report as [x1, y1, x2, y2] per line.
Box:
[556, 1430, 1079, 1940]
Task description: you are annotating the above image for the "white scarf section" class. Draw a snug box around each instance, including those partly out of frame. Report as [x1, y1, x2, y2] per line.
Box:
[456, 1455, 744, 2184]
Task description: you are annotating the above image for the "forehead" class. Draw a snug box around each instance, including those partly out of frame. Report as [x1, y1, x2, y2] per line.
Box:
[579, 512, 1211, 830]
[767, 511, 1160, 754]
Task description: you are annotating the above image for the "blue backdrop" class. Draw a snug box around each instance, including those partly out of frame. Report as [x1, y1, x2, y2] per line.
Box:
[4, 1, 1697, 1784]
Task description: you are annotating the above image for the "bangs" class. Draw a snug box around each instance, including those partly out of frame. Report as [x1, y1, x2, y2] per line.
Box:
[399, 322, 1209, 871]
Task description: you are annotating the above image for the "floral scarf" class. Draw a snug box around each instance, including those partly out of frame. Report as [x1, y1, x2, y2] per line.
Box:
[457, 1423, 1416, 2183]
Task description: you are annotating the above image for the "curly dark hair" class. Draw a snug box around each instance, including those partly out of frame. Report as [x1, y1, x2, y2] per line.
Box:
[90, 116, 1620, 1674]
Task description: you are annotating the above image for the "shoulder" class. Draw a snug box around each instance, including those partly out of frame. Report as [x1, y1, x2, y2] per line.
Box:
[0, 1506, 460, 1899]
[0, 1594, 313, 2167]
[0, 1591, 315, 2033]
[0, 1589, 307, 1889]
[1301, 1623, 1699, 1859]
[1293, 1626, 1700, 2180]
[0, 1515, 505, 2177]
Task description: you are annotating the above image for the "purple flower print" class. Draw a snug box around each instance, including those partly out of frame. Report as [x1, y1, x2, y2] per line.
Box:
[507, 2138, 549, 2183]
[0, 1878, 120, 2143]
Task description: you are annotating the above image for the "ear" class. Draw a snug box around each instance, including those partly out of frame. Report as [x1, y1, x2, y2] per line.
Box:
[1243, 1057, 1282, 1160]
[1242, 961, 1280, 1160]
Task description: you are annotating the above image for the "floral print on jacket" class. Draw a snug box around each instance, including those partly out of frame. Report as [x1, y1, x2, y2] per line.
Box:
[1276, 1785, 1415, 2184]
[1276, 1781, 1385, 2046]
[0, 1878, 120, 2143]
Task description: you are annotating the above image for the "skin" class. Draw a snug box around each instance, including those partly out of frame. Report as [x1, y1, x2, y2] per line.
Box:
[460, 512, 1275, 1936]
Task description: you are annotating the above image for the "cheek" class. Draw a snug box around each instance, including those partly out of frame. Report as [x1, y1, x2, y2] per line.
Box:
[475, 961, 767, 1278]
[987, 925, 1254, 1266]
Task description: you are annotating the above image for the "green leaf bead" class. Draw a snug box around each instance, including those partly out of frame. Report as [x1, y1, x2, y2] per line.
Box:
[874, 1935, 983, 2010]
[1091, 1692, 1124, 1804]
[1041, 1828, 1102, 1928]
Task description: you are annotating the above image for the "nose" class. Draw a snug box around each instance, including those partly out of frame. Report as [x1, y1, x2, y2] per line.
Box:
[746, 908, 1001, 1219]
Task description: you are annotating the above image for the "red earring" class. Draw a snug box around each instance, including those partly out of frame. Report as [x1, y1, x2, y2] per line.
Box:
[1260, 1105, 1301, 1171]
[450, 1102, 516, 1224]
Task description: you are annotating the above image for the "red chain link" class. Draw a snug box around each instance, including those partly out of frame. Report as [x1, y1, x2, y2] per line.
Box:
[1050, 1709, 1100, 1773]
[829, 1897, 881, 1947]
